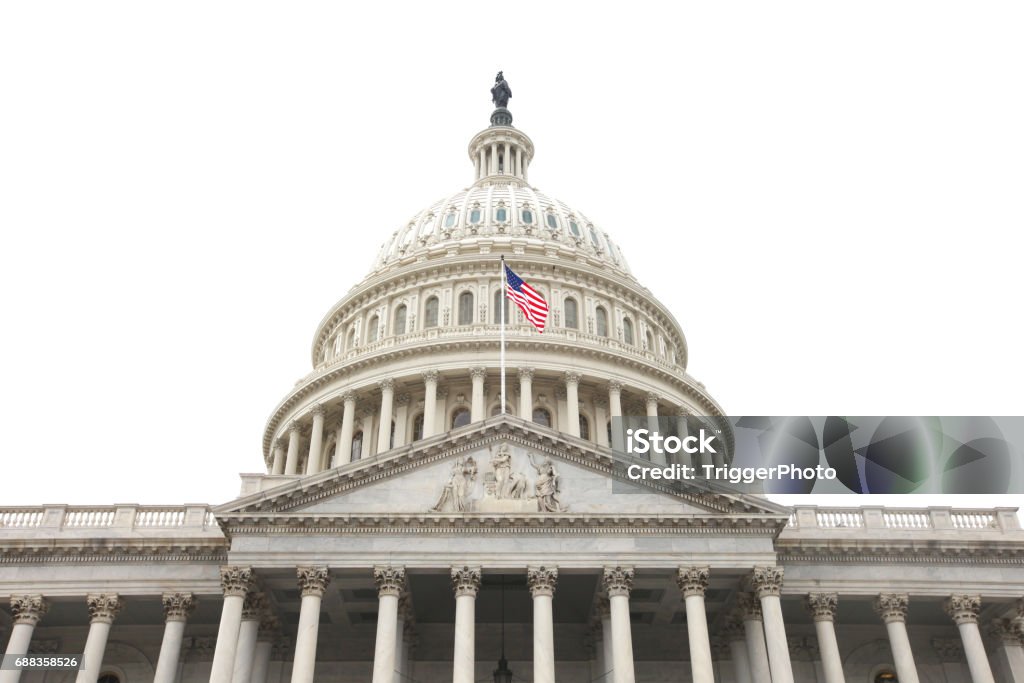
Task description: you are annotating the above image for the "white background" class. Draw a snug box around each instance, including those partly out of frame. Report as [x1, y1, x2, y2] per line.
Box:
[1, 2, 1021, 509]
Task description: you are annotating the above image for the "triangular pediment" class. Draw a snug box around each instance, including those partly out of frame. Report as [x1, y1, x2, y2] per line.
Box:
[215, 416, 790, 523]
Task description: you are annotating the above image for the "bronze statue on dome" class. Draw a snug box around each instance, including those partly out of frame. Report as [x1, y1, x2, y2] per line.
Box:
[491, 71, 512, 109]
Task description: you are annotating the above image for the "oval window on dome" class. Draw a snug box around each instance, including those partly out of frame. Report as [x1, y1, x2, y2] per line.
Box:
[569, 220, 580, 237]
[444, 212, 456, 228]
[521, 209, 533, 224]
[546, 213, 558, 230]
[495, 207, 507, 222]
[470, 209, 482, 224]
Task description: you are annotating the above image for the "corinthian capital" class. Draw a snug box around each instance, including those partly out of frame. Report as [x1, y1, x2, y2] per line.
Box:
[309, 403, 326, 417]
[451, 566, 482, 598]
[944, 594, 981, 625]
[564, 371, 582, 386]
[86, 594, 122, 624]
[602, 566, 634, 598]
[421, 369, 439, 384]
[677, 566, 709, 598]
[517, 367, 535, 382]
[528, 566, 559, 598]
[10, 595, 48, 626]
[242, 591, 267, 620]
[987, 619, 1021, 645]
[220, 565, 254, 597]
[161, 592, 196, 622]
[296, 566, 331, 598]
[374, 566, 406, 598]
[874, 593, 909, 623]
[288, 420, 302, 435]
[806, 593, 838, 622]
[378, 379, 395, 393]
[469, 366, 487, 381]
[737, 592, 762, 621]
[751, 566, 784, 598]
[606, 380, 622, 395]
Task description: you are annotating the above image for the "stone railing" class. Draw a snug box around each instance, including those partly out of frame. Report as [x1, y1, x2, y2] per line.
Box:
[785, 506, 1017, 533]
[0, 504, 219, 534]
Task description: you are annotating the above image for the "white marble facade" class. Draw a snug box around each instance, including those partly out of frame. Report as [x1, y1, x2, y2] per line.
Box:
[4, 94, 1024, 683]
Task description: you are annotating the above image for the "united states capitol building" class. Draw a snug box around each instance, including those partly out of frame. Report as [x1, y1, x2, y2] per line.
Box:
[3, 77, 1024, 683]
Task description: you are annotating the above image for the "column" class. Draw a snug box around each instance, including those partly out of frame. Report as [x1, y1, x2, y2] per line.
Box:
[284, 421, 302, 475]
[490, 142, 498, 174]
[422, 371, 438, 438]
[209, 566, 254, 683]
[565, 372, 582, 438]
[645, 393, 665, 464]
[518, 367, 534, 420]
[360, 408, 377, 458]
[603, 566, 636, 683]
[271, 439, 286, 475]
[874, 594, 920, 683]
[233, 592, 264, 683]
[806, 593, 845, 683]
[451, 566, 481, 683]
[516, 148, 523, 180]
[377, 380, 395, 453]
[372, 566, 406, 683]
[251, 616, 278, 683]
[477, 148, 485, 179]
[469, 367, 486, 422]
[334, 392, 356, 467]
[608, 381, 624, 453]
[594, 397, 609, 447]
[154, 593, 195, 683]
[675, 408, 692, 469]
[503, 142, 510, 174]
[598, 599, 615, 682]
[305, 405, 325, 475]
[945, 595, 996, 683]
[678, 567, 714, 683]
[724, 616, 753, 683]
[291, 567, 330, 683]
[752, 567, 795, 683]
[393, 394, 410, 448]
[738, 592, 771, 683]
[394, 596, 409, 683]
[76, 594, 122, 683]
[529, 566, 558, 683]
[0, 596, 48, 683]
[987, 619, 1024, 683]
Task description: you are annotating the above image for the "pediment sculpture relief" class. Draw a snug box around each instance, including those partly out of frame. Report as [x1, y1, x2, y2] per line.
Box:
[430, 444, 567, 513]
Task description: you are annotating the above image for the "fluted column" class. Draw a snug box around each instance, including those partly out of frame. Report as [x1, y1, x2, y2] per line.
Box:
[469, 367, 486, 422]
[422, 371, 438, 438]
[304, 405, 325, 475]
[284, 421, 302, 475]
[987, 619, 1024, 683]
[271, 439, 286, 475]
[372, 566, 406, 683]
[594, 397, 609, 446]
[603, 566, 636, 683]
[598, 599, 614, 682]
[738, 592, 771, 683]
[529, 566, 558, 683]
[751, 567, 794, 683]
[251, 616, 278, 683]
[565, 372, 582, 437]
[608, 381, 624, 453]
[724, 616, 753, 683]
[154, 593, 195, 683]
[335, 392, 356, 466]
[233, 592, 265, 683]
[376, 380, 395, 453]
[451, 566, 481, 683]
[678, 567, 714, 683]
[394, 596, 409, 683]
[76, 594, 122, 683]
[209, 566, 254, 683]
[518, 367, 534, 420]
[291, 567, 330, 683]
[874, 594, 920, 683]
[645, 393, 665, 464]
[393, 394, 410, 448]
[945, 595, 995, 683]
[0, 595, 48, 683]
[675, 408, 692, 468]
[806, 593, 845, 683]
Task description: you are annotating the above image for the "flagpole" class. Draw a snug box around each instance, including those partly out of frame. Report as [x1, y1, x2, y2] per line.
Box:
[500, 255, 507, 415]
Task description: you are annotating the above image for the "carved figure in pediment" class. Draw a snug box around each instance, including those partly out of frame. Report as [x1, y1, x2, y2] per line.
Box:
[431, 456, 478, 512]
[489, 444, 528, 500]
[528, 453, 567, 512]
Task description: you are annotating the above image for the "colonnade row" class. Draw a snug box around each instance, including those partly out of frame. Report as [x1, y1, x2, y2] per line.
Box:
[269, 368, 718, 476]
[4, 570, 1022, 683]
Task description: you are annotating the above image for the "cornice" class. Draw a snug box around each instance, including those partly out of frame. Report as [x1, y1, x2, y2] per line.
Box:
[778, 542, 1024, 565]
[0, 543, 227, 565]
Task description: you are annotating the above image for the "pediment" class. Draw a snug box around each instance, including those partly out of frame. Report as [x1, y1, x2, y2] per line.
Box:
[215, 416, 790, 523]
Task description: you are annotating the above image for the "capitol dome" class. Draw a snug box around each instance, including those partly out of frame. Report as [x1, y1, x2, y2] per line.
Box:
[260, 93, 728, 473]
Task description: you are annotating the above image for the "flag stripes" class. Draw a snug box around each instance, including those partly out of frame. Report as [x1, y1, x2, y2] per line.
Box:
[504, 264, 548, 332]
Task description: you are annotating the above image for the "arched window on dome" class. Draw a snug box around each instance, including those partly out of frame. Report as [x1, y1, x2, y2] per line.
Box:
[495, 206, 507, 223]
[424, 296, 439, 329]
[569, 220, 581, 238]
[579, 415, 590, 440]
[521, 208, 534, 225]
[367, 315, 379, 343]
[412, 413, 424, 441]
[564, 297, 579, 330]
[458, 291, 474, 325]
[493, 288, 509, 324]
[389, 421, 395, 450]
[606, 421, 612, 445]
[469, 208, 482, 224]
[533, 408, 551, 428]
[444, 212, 456, 228]
[623, 317, 635, 346]
[546, 212, 558, 230]
[588, 226, 600, 248]
[346, 327, 356, 350]
[393, 305, 407, 336]
[451, 407, 471, 429]
[645, 329, 654, 352]
[351, 431, 363, 461]
[595, 306, 609, 337]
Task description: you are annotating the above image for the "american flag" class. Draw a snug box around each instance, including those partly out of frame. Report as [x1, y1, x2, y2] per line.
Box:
[504, 263, 548, 332]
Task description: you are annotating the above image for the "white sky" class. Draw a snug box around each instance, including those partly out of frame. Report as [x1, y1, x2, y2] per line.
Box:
[1, 2, 1022, 510]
